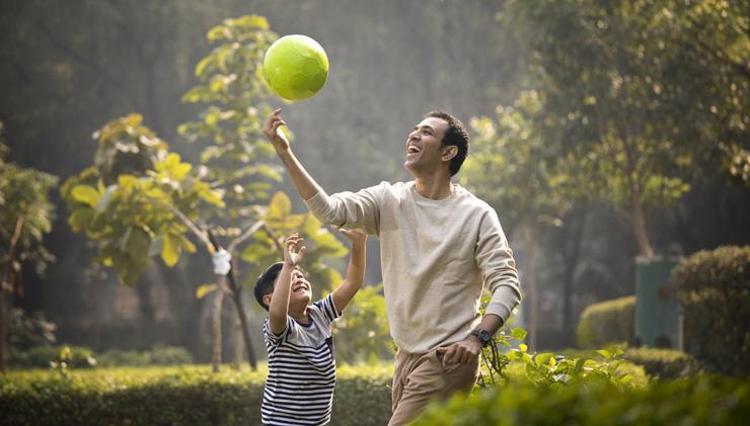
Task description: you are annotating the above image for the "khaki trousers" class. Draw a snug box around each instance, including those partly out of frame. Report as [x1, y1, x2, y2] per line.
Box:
[388, 348, 479, 426]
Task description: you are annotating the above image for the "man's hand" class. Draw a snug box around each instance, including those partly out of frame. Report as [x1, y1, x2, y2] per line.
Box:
[436, 337, 482, 367]
[283, 233, 305, 267]
[263, 108, 291, 153]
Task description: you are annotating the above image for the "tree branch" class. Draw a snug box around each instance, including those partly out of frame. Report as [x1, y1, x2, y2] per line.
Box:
[227, 220, 265, 253]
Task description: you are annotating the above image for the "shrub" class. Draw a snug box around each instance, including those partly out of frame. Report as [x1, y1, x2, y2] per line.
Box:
[97, 345, 193, 367]
[0, 364, 392, 426]
[10, 345, 96, 369]
[670, 245, 750, 375]
[576, 296, 635, 348]
[333, 284, 395, 363]
[415, 375, 750, 425]
[623, 348, 701, 379]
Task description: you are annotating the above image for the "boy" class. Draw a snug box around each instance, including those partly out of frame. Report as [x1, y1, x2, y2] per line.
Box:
[254, 229, 367, 426]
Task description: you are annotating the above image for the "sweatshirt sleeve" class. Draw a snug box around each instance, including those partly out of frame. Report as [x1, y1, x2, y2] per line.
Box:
[475, 208, 521, 323]
[303, 182, 387, 236]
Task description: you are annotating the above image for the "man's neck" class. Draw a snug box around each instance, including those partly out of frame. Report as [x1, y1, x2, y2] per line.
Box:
[414, 175, 454, 200]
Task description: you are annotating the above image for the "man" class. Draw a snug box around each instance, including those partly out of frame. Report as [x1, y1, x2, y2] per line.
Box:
[262, 108, 521, 425]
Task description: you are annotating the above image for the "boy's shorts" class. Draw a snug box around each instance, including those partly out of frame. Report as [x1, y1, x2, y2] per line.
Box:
[388, 347, 479, 426]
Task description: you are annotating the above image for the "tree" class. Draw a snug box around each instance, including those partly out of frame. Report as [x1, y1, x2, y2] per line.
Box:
[0, 122, 58, 372]
[504, 0, 749, 257]
[62, 16, 349, 371]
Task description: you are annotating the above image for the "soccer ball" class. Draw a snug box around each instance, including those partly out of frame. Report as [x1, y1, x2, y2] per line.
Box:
[263, 34, 329, 101]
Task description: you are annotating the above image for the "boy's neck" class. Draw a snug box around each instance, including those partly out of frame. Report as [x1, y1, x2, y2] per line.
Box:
[288, 304, 310, 325]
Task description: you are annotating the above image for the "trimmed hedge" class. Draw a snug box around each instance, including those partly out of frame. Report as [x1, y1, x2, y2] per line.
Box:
[415, 375, 750, 425]
[670, 245, 750, 375]
[623, 348, 700, 379]
[0, 364, 393, 426]
[576, 296, 635, 348]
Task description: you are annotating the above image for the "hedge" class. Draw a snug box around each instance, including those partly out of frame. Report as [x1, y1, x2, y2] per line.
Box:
[670, 245, 750, 375]
[415, 375, 750, 425]
[622, 348, 700, 379]
[0, 364, 393, 426]
[576, 296, 635, 348]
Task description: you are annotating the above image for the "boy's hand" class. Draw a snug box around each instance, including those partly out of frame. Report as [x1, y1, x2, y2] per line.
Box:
[340, 228, 367, 246]
[263, 108, 291, 153]
[283, 233, 305, 267]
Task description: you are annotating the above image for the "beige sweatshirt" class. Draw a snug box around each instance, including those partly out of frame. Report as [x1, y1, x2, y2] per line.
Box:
[305, 181, 521, 354]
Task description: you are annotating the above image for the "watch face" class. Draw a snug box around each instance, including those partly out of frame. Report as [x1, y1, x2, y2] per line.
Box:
[479, 330, 491, 343]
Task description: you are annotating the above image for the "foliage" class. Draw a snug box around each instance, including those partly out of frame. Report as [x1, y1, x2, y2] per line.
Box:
[0, 128, 58, 288]
[502, 0, 750, 255]
[669, 245, 750, 375]
[576, 295, 635, 349]
[415, 374, 750, 426]
[462, 90, 573, 230]
[61, 114, 220, 285]
[333, 284, 395, 364]
[623, 347, 700, 380]
[178, 15, 280, 219]
[481, 328, 644, 390]
[9, 345, 96, 370]
[97, 345, 193, 367]
[7, 308, 56, 352]
[0, 364, 392, 426]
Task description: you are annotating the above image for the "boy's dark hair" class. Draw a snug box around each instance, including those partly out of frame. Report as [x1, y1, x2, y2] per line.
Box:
[426, 110, 470, 176]
[254, 262, 284, 311]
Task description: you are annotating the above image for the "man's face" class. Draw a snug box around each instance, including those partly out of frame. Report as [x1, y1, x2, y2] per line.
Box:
[404, 117, 450, 175]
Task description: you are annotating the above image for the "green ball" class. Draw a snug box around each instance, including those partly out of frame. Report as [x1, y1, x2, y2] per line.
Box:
[263, 34, 329, 101]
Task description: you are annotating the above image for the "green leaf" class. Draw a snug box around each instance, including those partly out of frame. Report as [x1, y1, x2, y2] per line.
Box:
[68, 208, 94, 232]
[511, 327, 528, 341]
[268, 191, 291, 218]
[519, 343, 528, 352]
[196, 284, 217, 299]
[71, 185, 100, 208]
[161, 234, 180, 267]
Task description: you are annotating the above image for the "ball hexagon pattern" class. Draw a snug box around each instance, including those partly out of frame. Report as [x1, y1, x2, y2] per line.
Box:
[263, 34, 329, 101]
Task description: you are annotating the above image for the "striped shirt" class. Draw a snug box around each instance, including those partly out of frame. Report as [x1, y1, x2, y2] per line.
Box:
[262, 294, 341, 426]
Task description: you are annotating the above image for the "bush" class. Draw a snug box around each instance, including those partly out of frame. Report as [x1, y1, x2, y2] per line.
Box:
[670, 245, 750, 375]
[10, 345, 96, 369]
[0, 364, 392, 426]
[623, 348, 701, 379]
[97, 345, 193, 367]
[576, 296, 635, 348]
[415, 375, 750, 425]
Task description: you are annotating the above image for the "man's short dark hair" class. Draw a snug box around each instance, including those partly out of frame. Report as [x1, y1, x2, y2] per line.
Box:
[254, 262, 284, 311]
[426, 110, 469, 176]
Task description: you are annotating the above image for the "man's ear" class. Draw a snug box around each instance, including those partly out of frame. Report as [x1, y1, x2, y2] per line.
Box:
[263, 293, 273, 308]
[442, 145, 458, 162]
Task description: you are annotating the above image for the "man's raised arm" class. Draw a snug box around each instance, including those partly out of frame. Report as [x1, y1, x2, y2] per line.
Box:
[262, 109, 383, 234]
[263, 108, 322, 201]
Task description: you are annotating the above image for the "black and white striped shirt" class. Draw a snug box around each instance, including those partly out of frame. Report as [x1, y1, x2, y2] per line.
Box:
[262, 294, 341, 426]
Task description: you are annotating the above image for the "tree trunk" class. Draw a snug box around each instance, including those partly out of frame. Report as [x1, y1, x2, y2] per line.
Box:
[0, 286, 7, 373]
[211, 277, 226, 373]
[227, 287, 257, 369]
[631, 197, 655, 258]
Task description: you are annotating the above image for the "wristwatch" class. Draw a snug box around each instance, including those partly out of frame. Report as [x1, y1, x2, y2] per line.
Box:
[469, 329, 492, 347]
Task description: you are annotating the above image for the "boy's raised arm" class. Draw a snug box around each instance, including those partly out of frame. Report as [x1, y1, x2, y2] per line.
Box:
[332, 229, 367, 313]
[268, 234, 305, 336]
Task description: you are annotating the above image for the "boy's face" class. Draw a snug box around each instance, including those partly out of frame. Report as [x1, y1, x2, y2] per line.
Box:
[288, 266, 312, 305]
[264, 266, 312, 308]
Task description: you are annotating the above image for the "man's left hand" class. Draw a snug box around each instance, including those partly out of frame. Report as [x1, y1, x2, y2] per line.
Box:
[436, 337, 482, 367]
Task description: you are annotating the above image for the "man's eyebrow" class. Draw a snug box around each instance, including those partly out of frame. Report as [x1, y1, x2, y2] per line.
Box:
[415, 124, 435, 132]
